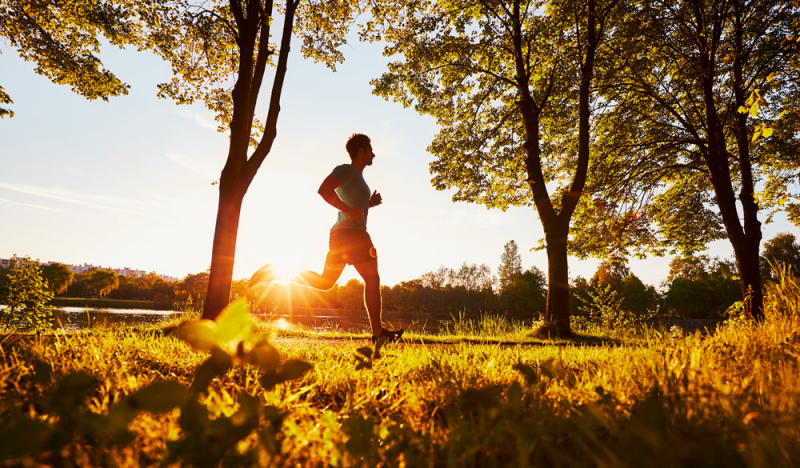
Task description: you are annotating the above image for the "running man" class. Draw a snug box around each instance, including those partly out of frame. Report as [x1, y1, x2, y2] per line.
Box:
[249, 133, 403, 343]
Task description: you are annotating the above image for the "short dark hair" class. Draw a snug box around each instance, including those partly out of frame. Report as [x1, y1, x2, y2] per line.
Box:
[345, 133, 371, 160]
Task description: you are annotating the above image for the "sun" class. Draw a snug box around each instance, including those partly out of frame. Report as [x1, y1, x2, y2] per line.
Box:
[269, 262, 299, 285]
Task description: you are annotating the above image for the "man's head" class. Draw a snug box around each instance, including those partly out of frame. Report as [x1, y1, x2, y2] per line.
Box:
[346, 133, 374, 165]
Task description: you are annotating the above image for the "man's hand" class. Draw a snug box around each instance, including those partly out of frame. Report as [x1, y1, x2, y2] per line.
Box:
[346, 207, 365, 223]
[369, 190, 382, 208]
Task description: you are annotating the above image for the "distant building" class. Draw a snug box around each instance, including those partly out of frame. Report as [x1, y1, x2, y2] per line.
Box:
[0, 257, 181, 282]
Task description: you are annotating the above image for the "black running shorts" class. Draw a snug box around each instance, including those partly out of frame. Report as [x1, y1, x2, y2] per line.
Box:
[327, 229, 378, 266]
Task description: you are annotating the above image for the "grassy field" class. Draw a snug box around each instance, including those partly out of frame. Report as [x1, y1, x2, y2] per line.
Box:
[1, 272, 799, 467]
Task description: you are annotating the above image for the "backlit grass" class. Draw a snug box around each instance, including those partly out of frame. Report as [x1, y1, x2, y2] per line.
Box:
[1, 271, 799, 467]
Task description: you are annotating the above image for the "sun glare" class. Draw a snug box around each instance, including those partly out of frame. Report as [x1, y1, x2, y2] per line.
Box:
[269, 262, 298, 285]
[272, 317, 293, 330]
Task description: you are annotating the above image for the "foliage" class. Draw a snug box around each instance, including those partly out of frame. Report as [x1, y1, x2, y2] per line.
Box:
[40, 262, 74, 295]
[498, 241, 523, 294]
[663, 255, 742, 318]
[0, 0, 155, 114]
[760, 232, 800, 281]
[3, 284, 800, 465]
[0, 299, 311, 465]
[0, 256, 54, 329]
[87, 269, 118, 297]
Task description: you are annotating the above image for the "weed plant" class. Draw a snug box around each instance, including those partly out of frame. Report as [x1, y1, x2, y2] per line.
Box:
[1, 273, 799, 467]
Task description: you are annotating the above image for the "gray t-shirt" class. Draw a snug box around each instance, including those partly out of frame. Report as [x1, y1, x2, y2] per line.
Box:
[330, 164, 370, 231]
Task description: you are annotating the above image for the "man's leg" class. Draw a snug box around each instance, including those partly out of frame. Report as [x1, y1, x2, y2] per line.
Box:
[353, 259, 382, 337]
[295, 258, 345, 291]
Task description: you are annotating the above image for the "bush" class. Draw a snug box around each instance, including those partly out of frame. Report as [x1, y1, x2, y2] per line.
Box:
[0, 256, 54, 330]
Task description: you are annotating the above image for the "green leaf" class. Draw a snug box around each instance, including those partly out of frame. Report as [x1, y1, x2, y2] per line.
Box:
[513, 362, 538, 385]
[214, 299, 255, 344]
[259, 371, 283, 391]
[246, 340, 280, 372]
[191, 347, 233, 393]
[49, 371, 100, 413]
[280, 359, 313, 381]
[175, 319, 220, 352]
[128, 380, 188, 414]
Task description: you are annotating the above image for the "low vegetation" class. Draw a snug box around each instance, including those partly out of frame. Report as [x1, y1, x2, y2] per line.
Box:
[0, 270, 798, 466]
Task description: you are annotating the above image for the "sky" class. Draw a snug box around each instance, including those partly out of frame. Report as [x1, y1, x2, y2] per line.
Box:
[0, 33, 795, 289]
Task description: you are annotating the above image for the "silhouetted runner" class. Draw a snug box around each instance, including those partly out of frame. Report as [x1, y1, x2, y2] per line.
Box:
[249, 133, 403, 343]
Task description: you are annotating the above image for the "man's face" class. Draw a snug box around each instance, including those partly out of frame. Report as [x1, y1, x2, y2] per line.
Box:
[360, 144, 375, 166]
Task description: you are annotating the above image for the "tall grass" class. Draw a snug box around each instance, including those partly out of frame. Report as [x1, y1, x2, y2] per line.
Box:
[0, 273, 799, 466]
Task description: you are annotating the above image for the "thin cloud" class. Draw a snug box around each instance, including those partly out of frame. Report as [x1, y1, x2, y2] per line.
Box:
[166, 152, 220, 179]
[175, 109, 218, 131]
[0, 197, 66, 213]
[0, 182, 150, 215]
[66, 167, 84, 177]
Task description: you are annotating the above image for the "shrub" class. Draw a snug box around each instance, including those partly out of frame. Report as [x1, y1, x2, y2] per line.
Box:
[0, 256, 54, 330]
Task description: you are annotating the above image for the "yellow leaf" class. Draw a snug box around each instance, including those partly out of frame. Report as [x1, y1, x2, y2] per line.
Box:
[737, 106, 748, 114]
[762, 127, 773, 138]
[175, 320, 219, 351]
[752, 131, 761, 142]
[779, 111, 786, 119]
[215, 299, 255, 344]
[749, 104, 759, 118]
[767, 72, 777, 82]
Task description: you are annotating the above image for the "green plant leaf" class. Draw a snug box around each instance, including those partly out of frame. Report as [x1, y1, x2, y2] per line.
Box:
[128, 380, 189, 414]
[175, 319, 220, 352]
[191, 347, 233, 393]
[280, 359, 313, 381]
[246, 340, 281, 372]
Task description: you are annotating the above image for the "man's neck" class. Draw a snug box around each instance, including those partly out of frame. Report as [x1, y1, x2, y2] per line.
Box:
[351, 160, 367, 173]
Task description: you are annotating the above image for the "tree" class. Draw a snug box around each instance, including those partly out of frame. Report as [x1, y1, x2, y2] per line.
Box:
[0, 0, 158, 117]
[761, 232, 800, 280]
[588, 0, 800, 320]
[589, 261, 659, 317]
[0, 256, 54, 329]
[146, 0, 364, 320]
[663, 254, 741, 318]
[88, 269, 119, 297]
[370, 0, 624, 335]
[2, 1, 366, 320]
[41, 263, 74, 295]
[178, 272, 210, 305]
[498, 240, 523, 294]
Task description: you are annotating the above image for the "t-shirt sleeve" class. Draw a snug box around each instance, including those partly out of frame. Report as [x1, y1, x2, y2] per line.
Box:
[330, 164, 353, 184]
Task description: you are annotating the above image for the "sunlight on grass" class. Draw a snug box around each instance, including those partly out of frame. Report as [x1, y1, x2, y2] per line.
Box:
[1, 271, 799, 466]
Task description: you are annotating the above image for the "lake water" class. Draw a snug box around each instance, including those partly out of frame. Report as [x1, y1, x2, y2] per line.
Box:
[48, 307, 444, 332]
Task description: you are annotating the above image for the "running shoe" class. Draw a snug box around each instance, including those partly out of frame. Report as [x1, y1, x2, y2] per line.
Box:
[371, 327, 404, 343]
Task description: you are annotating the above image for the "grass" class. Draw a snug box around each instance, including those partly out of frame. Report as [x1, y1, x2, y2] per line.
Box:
[1, 272, 799, 467]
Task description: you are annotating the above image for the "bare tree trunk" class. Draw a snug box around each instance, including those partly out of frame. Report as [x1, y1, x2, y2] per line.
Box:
[543, 222, 571, 335]
[203, 181, 245, 319]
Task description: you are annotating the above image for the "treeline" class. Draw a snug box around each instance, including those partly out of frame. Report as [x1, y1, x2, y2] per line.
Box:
[1, 232, 797, 317]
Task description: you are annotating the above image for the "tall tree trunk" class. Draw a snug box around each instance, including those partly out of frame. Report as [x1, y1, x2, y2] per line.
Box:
[543, 221, 571, 335]
[201, 0, 297, 320]
[203, 180, 246, 319]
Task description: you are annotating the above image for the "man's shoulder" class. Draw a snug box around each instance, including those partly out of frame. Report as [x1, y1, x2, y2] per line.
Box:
[331, 164, 356, 180]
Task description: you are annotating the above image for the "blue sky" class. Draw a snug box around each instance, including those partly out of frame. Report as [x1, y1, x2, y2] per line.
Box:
[0, 35, 794, 288]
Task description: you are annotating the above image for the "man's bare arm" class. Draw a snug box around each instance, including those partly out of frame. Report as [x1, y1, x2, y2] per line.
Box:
[318, 175, 364, 222]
